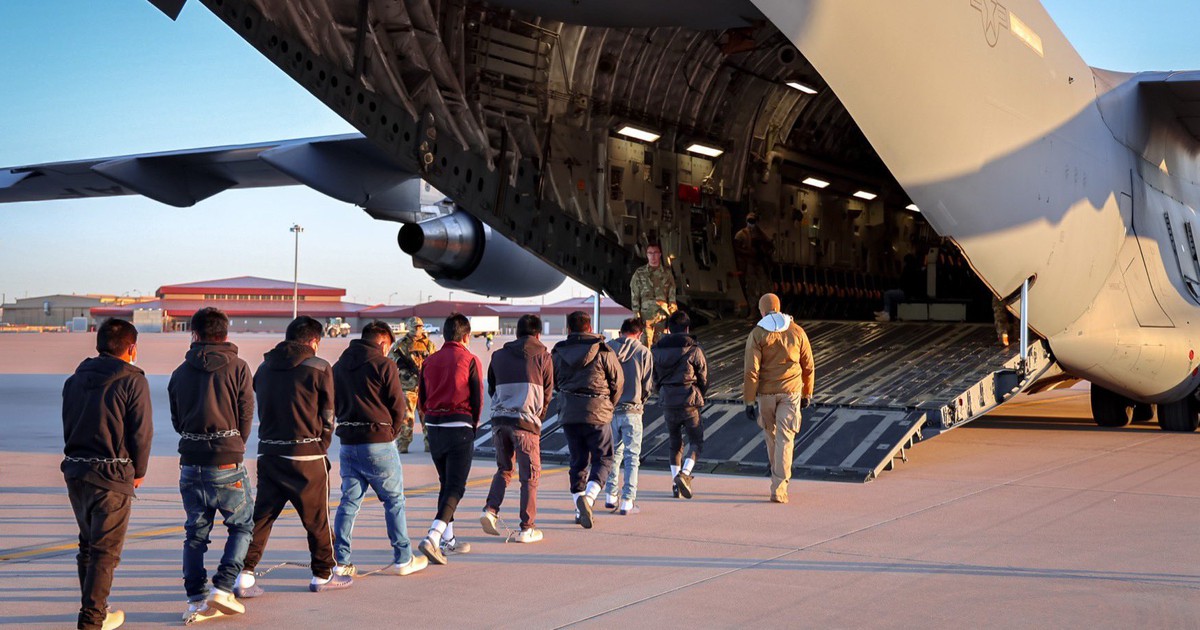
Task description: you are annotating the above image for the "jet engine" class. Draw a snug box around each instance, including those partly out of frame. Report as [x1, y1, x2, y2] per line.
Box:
[398, 210, 565, 298]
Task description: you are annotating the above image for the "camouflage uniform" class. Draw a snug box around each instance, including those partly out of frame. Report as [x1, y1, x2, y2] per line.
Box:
[389, 316, 437, 452]
[992, 296, 1017, 346]
[630, 263, 677, 347]
[734, 220, 775, 316]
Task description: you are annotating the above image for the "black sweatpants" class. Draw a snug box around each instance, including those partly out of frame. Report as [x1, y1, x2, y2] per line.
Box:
[665, 407, 704, 467]
[428, 426, 476, 522]
[562, 423, 613, 494]
[243, 456, 335, 579]
[66, 478, 132, 630]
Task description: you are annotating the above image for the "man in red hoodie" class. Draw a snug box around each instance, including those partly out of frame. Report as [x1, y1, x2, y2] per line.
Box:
[416, 313, 485, 565]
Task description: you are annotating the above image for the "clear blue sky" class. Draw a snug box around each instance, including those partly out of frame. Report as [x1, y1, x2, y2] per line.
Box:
[0, 0, 1196, 304]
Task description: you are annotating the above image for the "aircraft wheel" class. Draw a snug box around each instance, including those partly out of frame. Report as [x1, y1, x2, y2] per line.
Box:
[1157, 398, 1199, 432]
[1132, 403, 1155, 424]
[1090, 384, 1133, 428]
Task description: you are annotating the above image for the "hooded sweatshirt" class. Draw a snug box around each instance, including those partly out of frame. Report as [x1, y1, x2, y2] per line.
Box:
[551, 332, 624, 426]
[651, 333, 708, 409]
[487, 335, 553, 434]
[333, 339, 407, 444]
[61, 354, 153, 495]
[254, 340, 335, 456]
[743, 312, 815, 402]
[168, 342, 254, 466]
[608, 336, 653, 414]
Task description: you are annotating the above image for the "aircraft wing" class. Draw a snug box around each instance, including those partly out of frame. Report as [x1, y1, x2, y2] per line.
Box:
[0, 133, 444, 211]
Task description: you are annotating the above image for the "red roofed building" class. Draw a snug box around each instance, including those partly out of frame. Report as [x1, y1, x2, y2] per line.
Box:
[91, 276, 371, 333]
[540, 296, 633, 334]
[88, 276, 635, 336]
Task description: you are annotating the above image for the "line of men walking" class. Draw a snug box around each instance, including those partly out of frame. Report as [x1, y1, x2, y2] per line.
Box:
[61, 291, 813, 629]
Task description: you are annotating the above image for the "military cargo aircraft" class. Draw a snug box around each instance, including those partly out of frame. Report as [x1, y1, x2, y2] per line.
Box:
[4, 0, 1198, 479]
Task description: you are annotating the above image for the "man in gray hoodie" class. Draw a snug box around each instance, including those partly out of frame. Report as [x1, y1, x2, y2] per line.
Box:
[480, 314, 553, 543]
[603, 318, 653, 515]
[551, 311, 623, 529]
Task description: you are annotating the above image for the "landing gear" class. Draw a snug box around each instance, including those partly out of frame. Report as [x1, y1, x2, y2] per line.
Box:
[1090, 384, 1134, 427]
[1156, 397, 1199, 432]
[1132, 403, 1156, 424]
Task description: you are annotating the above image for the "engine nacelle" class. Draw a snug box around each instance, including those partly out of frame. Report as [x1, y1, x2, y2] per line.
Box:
[398, 210, 565, 298]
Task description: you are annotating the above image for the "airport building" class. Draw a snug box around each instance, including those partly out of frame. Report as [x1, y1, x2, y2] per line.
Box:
[90, 276, 370, 333]
[0, 294, 141, 329]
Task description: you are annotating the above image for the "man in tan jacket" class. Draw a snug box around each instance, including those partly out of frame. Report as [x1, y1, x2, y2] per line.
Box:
[743, 293, 815, 503]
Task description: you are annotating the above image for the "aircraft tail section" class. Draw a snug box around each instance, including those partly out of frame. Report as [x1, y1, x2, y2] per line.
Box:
[751, 0, 1130, 340]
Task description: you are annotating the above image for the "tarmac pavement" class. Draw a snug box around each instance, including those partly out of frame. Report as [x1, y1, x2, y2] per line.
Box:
[2, 333, 1199, 627]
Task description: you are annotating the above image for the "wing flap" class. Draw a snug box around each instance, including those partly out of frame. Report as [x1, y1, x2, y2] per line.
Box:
[0, 133, 392, 206]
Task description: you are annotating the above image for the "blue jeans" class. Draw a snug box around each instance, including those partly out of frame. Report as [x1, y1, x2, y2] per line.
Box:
[179, 463, 254, 600]
[604, 411, 643, 502]
[334, 442, 412, 565]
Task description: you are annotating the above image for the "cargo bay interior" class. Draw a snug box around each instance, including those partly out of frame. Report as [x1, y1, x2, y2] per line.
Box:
[204, 0, 1050, 479]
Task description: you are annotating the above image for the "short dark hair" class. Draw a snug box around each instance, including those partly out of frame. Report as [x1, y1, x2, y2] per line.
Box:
[191, 307, 229, 342]
[96, 318, 137, 356]
[444, 313, 471, 342]
[286, 316, 324, 344]
[667, 309, 691, 334]
[566, 310, 591, 333]
[361, 320, 394, 345]
[620, 317, 645, 335]
[516, 314, 542, 337]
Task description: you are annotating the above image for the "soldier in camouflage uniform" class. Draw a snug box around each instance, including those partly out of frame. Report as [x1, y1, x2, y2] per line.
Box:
[630, 243, 677, 347]
[992, 296, 1018, 346]
[389, 316, 437, 452]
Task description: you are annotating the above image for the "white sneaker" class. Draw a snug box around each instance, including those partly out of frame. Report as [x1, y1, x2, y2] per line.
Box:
[333, 563, 357, 577]
[874, 311, 891, 322]
[385, 555, 429, 576]
[183, 601, 223, 625]
[513, 528, 543, 543]
[102, 609, 126, 630]
[441, 537, 471, 554]
[480, 509, 501, 536]
[205, 589, 244, 615]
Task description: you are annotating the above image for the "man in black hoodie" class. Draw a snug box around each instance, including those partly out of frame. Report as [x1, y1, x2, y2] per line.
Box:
[480, 314, 553, 543]
[651, 310, 708, 499]
[551, 311, 623, 529]
[62, 318, 152, 630]
[331, 321, 427, 577]
[168, 308, 255, 623]
[236, 316, 351, 596]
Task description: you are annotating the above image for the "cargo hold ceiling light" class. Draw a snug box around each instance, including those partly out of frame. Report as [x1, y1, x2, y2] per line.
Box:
[853, 190, 878, 200]
[685, 143, 724, 158]
[616, 125, 661, 143]
[786, 81, 818, 94]
[802, 177, 830, 189]
[906, 204, 921, 212]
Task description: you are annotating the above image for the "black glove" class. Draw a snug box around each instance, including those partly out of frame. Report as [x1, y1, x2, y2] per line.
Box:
[800, 397, 811, 409]
[745, 404, 758, 422]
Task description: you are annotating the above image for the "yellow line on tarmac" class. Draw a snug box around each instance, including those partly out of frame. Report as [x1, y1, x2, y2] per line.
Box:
[0, 466, 567, 563]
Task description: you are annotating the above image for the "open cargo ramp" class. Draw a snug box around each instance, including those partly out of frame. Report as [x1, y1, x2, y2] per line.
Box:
[474, 320, 1054, 482]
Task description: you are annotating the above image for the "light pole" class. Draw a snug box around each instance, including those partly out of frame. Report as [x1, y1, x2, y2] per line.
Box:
[387, 292, 399, 305]
[290, 224, 304, 319]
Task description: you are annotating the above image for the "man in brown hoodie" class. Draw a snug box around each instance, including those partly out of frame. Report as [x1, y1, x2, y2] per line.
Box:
[743, 294, 815, 503]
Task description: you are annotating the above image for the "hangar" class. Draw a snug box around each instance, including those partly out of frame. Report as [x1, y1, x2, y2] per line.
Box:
[89, 276, 370, 333]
